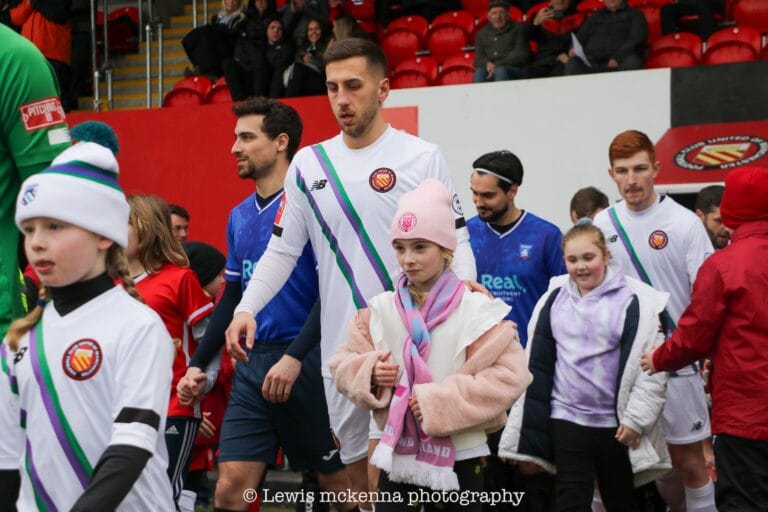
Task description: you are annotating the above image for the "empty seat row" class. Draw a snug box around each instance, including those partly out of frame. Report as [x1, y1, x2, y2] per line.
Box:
[163, 76, 232, 107]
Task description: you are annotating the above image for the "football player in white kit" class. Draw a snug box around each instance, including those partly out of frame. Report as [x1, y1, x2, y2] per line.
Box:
[594, 130, 716, 512]
[226, 38, 476, 510]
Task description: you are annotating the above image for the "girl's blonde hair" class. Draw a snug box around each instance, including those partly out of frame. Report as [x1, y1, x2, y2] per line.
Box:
[407, 248, 454, 307]
[562, 222, 608, 256]
[6, 244, 142, 351]
[128, 195, 189, 273]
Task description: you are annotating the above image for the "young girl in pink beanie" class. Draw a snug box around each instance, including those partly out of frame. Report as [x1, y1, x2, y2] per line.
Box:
[330, 179, 532, 511]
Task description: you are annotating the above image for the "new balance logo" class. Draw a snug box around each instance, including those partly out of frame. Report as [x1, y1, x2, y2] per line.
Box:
[309, 179, 327, 191]
[166, 425, 180, 435]
[691, 421, 703, 432]
[609, 235, 618, 243]
[321, 448, 339, 461]
[13, 347, 28, 364]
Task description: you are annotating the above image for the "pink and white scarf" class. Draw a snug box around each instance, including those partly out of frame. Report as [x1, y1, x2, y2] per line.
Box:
[370, 270, 465, 490]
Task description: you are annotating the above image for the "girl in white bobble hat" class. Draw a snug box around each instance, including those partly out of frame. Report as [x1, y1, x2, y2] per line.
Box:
[330, 179, 532, 511]
[2, 142, 175, 511]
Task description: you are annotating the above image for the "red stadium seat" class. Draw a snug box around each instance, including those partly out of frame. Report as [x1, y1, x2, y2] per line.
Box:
[703, 25, 761, 64]
[380, 29, 421, 68]
[577, 0, 605, 15]
[342, 0, 376, 21]
[425, 25, 469, 62]
[646, 47, 698, 67]
[387, 15, 430, 44]
[629, 0, 674, 6]
[638, 5, 662, 42]
[649, 32, 703, 61]
[432, 10, 476, 39]
[173, 76, 213, 97]
[163, 88, 204, 107]
[394, 56, 439, 83]
[205, 79, 232, 104]
[441, 51, 475, 70]
[391, 70, 431, 88]
[462, 0, 489, 17]
[732, 0, 768, 33]
[437, 66, 474, 85]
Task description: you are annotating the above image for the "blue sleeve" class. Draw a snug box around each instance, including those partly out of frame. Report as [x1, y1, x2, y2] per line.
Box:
[224, 211, 240, 283]
[546, 228, 566, 277]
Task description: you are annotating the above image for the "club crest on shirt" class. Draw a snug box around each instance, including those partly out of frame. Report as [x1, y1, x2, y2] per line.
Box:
[648, 230, 669, 250]
[398, 212, 417, 232]
[368, 168, 396, 193]
[519, 244, 533, 260]
[62, 339, 103, 380]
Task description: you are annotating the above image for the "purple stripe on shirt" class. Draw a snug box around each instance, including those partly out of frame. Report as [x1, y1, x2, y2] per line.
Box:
[26, 437, 58, 511]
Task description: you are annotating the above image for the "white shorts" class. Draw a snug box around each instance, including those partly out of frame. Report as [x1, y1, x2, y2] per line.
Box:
[662, 373, 711, 445]
[323, 376, 370, 464]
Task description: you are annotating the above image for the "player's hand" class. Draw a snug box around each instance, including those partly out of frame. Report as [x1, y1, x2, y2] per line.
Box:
[640, 345, 659, 374]
[177, 367, 207, 405]
[464, 279, 493, 299]
[198, 411, 216, 438]
[409, 395, 422, 423]
[372, 351, 399, 388]
[616, 425, 641, 449]
[225, 312, 256, 363]
[262, 354, 302, 403]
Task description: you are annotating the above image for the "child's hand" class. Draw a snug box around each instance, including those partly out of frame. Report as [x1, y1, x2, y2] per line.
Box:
[640, 346, 659, 374]
[409, 395, 422, 423]
[616, 425, 641, 449]
[198, 411, 215, 438]
[372, 351, 399, 387]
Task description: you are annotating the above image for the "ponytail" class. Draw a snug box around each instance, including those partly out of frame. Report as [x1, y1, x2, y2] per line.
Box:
[6, 287, 48, 352]
[106, 244, 143, 303]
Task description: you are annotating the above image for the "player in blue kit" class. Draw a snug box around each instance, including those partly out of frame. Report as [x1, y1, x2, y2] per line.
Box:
[177, 98, 352, 512]
[467, 150, 565, 348]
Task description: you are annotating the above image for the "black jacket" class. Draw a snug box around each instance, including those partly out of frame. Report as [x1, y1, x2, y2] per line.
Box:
[576, 3, 648, 62]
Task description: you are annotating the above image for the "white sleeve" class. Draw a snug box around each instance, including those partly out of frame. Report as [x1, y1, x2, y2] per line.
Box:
[0, 342, 21, 469]
[428, 146, 476, 280]
[110, 319, 174, 453]
[233, 248, 300, 316]
[685, 219, 714, 287]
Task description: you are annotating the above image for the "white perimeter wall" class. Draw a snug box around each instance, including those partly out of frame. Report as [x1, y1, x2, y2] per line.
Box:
[386, 68, 671, 231]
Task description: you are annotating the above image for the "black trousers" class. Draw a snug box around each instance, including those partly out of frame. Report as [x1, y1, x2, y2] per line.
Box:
[376, 457, 484, 512]
[714, 434, 768, 512]
[552, 419, 635, 512]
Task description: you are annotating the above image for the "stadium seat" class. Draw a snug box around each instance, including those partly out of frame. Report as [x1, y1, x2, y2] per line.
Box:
[425, 25, 469, 62]
[387, 15, 430, 44]
[703, 25, 762, 64]
[646, 47, 698, 67]
[205, 78, 232, 104]
[441, 51, 475, 71]
[732, 0, 768, 33]
[394, 56, 439, 83]
[628, 0, 674, 6]
[432, 10, 476, 40]
[163, 88, 204, 107]
[380, 29, 421, 68]
[649, 32, 703, 61]
[342, 0, 376, 21]
[391, 70, 431, 88]
[638, 5, 662, 42]
[173, 76, 213, 97]
[436, 66, 474, 85]
[577, 0, 605, 15]
[462, 0, 489, 17]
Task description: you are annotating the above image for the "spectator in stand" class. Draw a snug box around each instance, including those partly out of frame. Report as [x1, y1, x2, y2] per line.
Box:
[525, 0, 584, 78]
[563, 0, 647, 75]
[641, 166, 768, 512]
[474, 0, 530, 83]
[694, 185, 731, 250]
[256, 16, 295, 97]
[331, 13, 367, 41]
[281, 0, 329, 47]
[285, 16, 331, 97]
[569, 186, 609, 222]
[223, 0, 276, 100]
[660, 0, 723, 41]
[182, 0, 247, 79]
[10, 0, 74, 111]
[170, 204, 191, 243]
[1, 0, 21, 29]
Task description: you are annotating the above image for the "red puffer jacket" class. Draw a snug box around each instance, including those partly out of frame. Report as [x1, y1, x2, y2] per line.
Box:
[11, 0, 71, 65]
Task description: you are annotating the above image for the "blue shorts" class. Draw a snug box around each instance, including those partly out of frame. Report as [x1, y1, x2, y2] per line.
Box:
[218, 343, 343, 474]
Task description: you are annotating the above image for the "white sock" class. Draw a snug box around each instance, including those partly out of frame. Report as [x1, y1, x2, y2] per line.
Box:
[178, 489, 196, 512]
[685, 480, 716, 512]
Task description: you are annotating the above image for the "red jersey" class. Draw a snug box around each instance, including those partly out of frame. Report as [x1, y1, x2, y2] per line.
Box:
[135, 263, 214, 417]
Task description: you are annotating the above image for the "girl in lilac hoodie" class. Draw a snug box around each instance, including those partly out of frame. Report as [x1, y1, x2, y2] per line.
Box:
[499, 221, 670, 511]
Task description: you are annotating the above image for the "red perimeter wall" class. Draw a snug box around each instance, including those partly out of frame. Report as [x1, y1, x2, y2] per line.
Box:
[68, 98, 418, 252]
